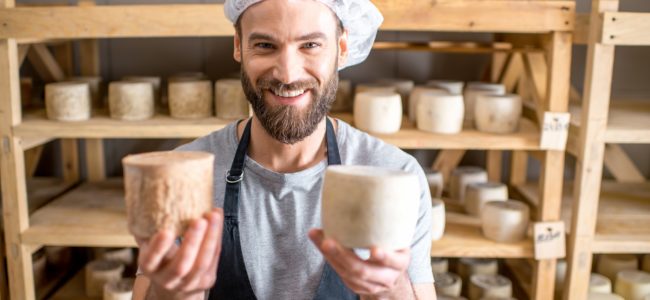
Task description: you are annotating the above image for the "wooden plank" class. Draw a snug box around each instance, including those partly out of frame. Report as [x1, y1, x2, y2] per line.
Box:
[509, 151, 528, 186]
[60, 139, 79, 184]
[486, 150, 502, 182]
[17, 44, 28, 65]
[20, 137, 53, 151]
[523, 52, 548, 122]
[79, 40, 100, 77]
[26, 44, 64, 82]
[24, 145, 43, 178]
[431, 223, 534, 258]
[499, 53, 524, 93]
[372, 41, 524, 54]
[570, 100, 650, 144]
[85, 139, 105, 182]
[0, 37, 36, 300]
[601, 12, 650, 46]
[432, 150, 466, 185]
[52, 42, 74, 76]
[603, 144, 646, 182]
[573, 13, 590, 45]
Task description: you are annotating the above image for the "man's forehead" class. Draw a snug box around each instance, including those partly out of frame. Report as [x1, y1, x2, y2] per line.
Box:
[239, 0, 339, 36]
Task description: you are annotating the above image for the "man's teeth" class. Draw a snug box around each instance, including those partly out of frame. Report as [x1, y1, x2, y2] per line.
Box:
[272, 88, 306, 97]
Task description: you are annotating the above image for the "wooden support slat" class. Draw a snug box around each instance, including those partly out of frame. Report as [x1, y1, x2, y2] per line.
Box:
[79, 40, 100, 77]
[85, 139, 105, 182]
[499, 53, 524, 93]
[26, 44, 64, 82]
[17, 44, 28, 65]
[601, 12, 650, 46]
[432, 150, 466, 185]
[523, 52, 548, 122]
[491, 52, 509, 82]
[574, 13, 590, 45]
[564, 1, 620, 299]
[486, 150, 502, 182]
[0, 37, 36, 300]
[52, 42, 74, 77]
[60, 139, 80, 184]
[603, 144, 646, 183]
[24, 145, 43, 178]
[509, 151, 528, 186]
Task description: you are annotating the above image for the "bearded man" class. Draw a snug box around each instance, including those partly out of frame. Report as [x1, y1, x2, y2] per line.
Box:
[133, 0, 435, 299]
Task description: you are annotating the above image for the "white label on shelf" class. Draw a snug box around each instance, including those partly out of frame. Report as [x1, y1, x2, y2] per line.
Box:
[534, 221, 566, 260]
[540, 112, 571, 150]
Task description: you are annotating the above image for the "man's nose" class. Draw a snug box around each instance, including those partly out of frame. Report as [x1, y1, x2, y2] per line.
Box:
[272, 47, 304, 84]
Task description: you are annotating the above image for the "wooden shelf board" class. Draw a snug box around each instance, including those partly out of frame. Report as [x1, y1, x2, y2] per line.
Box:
[515, 180, 650, 253]
[27, 178, 77, 215]
[372, 41, 541, 54]
[569, 100, 650, 144]
[23, 179, 136, 248]
[15, 111, 542, 150]
[601, 12, 650, 46]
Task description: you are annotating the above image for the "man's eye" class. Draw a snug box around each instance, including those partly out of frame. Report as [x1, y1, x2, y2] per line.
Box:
[303, 42, 321, 49]
[255, 43, 275, 49]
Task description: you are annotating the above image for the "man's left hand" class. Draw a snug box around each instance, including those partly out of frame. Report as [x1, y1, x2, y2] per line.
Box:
[308, 229, 413, 299]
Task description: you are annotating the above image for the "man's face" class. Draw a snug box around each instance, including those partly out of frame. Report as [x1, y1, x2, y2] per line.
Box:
[234, 0, 348, 144]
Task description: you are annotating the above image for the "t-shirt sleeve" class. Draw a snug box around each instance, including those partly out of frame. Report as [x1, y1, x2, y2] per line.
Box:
[405, 159, 434, 284]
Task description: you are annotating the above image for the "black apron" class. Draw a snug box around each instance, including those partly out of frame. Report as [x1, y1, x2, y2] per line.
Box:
[208, 118, 358, 300]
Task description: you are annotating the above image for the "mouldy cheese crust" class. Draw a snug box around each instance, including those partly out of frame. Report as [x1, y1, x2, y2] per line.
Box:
[122, 151, 214, 240]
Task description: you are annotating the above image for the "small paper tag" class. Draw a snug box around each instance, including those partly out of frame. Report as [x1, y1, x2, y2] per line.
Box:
[540, 112, 571, 150]
[534, 221, 566, 260]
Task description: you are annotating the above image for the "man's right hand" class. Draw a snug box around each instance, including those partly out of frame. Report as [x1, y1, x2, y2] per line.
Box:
[135, 208, 224, 299]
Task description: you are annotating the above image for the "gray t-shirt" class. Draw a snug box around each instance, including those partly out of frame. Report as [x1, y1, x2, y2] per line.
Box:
[176, 119, 433, 300]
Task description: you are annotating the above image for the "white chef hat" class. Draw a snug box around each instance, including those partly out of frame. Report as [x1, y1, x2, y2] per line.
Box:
[224, 0, 383, 69]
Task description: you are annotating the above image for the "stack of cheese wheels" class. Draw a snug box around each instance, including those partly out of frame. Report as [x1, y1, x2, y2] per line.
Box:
[597, 254, 639, 283]
[353, 91, 403, 134]
[425, 170, 444, 199]
[408, 86, 447, 123]
[416, 92, 465, 134]
[449, 167, 488, 203]
[434, 272, 463, 297]
[481, 201, 530, 243]
[463, 82, 506, 126]
[215, 79, 249, 119]
[331, 79, 353, 113]
[615, 270, 650, 300]
[104, 278, 135, 300]
[377, 78, 414, 114]
[85, 259, 124, 297]
[469, 274, 512, 300]
[643, 255, 650, 272]
[431, 199, 446, 241]
[588, 293, 624, 300]
[321, 165, 420, 249]
[458, 258, 498, 295]
[591, 273, 613, 293]
[474, 94, 522, 134]
[122, 151, 214, 239]
[45, 82, 92, 121]
[431, 257, 449, 274]
[68, 76, 102, 108]
[123, 76, 161, 104]
[427, 80, 464, 95]
[168, 80, 212, 119]
[464, 182, 508, 216]
[108, 81, 154, 120]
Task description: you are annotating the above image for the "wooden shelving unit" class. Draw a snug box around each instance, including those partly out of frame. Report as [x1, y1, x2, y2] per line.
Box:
[0, 1, 574, 299]
[561, 1, 650, 299]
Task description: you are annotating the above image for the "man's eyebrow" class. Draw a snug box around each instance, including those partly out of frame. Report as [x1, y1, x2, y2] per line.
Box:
[248, 32, 277, 43]
[296, 32, 327, 41]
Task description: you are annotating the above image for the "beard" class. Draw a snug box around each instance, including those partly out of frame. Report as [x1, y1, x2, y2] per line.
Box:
[240, 64, 338, 145]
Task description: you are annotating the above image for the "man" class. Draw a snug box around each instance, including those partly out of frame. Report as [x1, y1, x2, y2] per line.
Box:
[133, 0, 435, 299]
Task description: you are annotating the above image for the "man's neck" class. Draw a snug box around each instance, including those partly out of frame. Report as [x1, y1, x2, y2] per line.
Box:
[237, 116, 331, 173]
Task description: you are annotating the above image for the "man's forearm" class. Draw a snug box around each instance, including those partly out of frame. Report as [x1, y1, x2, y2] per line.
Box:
[360, 272, 416, 300]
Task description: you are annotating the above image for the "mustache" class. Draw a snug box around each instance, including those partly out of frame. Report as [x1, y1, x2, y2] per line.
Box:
[256, 76, 319, 93]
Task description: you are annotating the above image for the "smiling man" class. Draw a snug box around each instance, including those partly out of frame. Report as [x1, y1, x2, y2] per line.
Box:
[132, 0, 435, 299]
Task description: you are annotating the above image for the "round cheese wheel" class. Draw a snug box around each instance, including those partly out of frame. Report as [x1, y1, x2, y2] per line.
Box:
[353, 91, 402, 134]
[425, 170, 444, 199]
[588, 292, 624, 300]
[168, 80, 212, 119]
[96, 248, 135, 266]
[597, 254, 639, 283]
[103, 278, 134, 300]
[463, 82, 506, 126]
[434, 272, 463, 297]
[416, 93, 465, 134]
[408, 86, 447, 124]
[590, 273, 614, 293]
[331, 79, 353, 113]
[474, 94, 522, 134]
[431, 257, 449, 274]
[458, 258, 499, 291]
[481, 200, 530, 243]
[108, 81, 154, 121]
[85, 259, 124, 297]
[614, 270, 650, 300]
[464, 182, 508, 216]
[469, 274, 513, 300]
[123, 76, 161, 104]
[449, 167, 488, 203]
[427, 80, 464, 95]
[68, 76, 102, 108]
[122, 151, 214, 239]
[215, 79, 249, 119]
[355, 83, 397, 95]
[321, 165, 420, 249]
[377, 78, 414, 113]
[642, 255, 650, 273]
[431, 199, 446, 241]
[45, 82, 91, 121]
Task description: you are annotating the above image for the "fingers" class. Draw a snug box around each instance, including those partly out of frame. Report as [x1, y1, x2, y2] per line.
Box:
[180, 209, 225, 291]
[158, 218, 208, 289]
[367, 247, 410, 270]
[139, 230, 176, 274]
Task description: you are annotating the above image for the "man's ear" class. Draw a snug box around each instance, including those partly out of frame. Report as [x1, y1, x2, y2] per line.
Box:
[234, 31, 242, 63]
[337, 29, 349, 67]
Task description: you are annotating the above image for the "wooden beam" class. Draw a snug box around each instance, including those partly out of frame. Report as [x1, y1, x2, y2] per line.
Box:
[26, 44, 64, 82]
[603, 144, 646, 182]
[432, 150, 466, 185]
[17, 44, 28, 65]
[24, 145, 43, 177]
[509, 151, 528, 186]
[52, 42, 74, 77]
[79, 40, 100, 76]
[523, 52, 548, 121]
[61, 139, 80, 184]
[601, 12, 650, 46]
[486, 150, 502, 182]
[574, 13, 590, 45]
[499, 53, 524, 93]
[85, 139, 105, 182]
